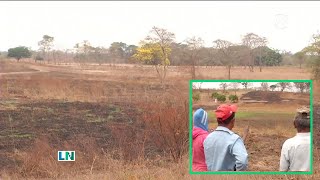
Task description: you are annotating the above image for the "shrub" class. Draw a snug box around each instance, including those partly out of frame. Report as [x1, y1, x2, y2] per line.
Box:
[216, 94, 226, 102]
[138, 98, 189, 162]
[192, 92, 201, 101]
[211, 92, 220, 99]
[229, 94, 238, 103]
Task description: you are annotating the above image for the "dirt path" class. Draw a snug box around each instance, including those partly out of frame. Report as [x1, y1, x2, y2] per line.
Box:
[0, 63, 49, 76]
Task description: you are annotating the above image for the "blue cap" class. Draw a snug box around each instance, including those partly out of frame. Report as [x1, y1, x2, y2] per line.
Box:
[193, 108, 208, 131]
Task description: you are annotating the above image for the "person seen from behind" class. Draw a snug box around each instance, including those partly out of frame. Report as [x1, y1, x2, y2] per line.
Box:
[204, 104, 248, 171]
[280, 106, 310, 171]
[192, 108, 209, 171]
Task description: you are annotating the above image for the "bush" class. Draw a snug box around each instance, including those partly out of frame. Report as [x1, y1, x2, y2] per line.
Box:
[211, 92, 220, 99]
[139, 98, 189, 162]
[229, 95, 238, 103]
[35, 55, 44, 61]
[193, 92, 201, 101]
[216, 94, 226, 102]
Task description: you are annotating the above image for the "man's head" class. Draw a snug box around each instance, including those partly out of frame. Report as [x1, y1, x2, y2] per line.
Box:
[215, 104, 238, 130]
[294, 106, 310, 132]
[193, 108, 209, 131]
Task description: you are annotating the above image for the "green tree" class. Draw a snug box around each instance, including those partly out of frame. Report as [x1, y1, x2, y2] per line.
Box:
[293, 51, 306, 69]
[125, 45, 138, 63]
[303, 33, 320, 79]
[109, 42, 127, 63]
[270, 84, 277, 91]
[7, 46, 32, 62]
[253, 47, 282, 66]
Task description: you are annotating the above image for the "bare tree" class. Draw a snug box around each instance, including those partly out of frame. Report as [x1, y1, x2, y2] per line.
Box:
[185, 36, 204, 79]
[293, 82, 309, 93]
[74, 40, 95, 64]
[241, 82, 252, 90]
[242, 33, 267, 72]
[261, 82, 269, 91]
[192, 82, 203, 90]
[38, 35, 54, 63]
[278, 82, 290, 92]
[213, 39, 234, 79]
[219, 83, 228, 93]
[230, 82, 240, 95]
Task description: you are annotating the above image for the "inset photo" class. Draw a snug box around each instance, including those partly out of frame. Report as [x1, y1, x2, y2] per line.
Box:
[189, 80, 313, 175]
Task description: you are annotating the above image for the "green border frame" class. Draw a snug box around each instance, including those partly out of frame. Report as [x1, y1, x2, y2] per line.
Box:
[189, 79, 313, 175]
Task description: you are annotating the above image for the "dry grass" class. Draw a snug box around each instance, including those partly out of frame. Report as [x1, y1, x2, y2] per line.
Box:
[0, 62, 319, 179]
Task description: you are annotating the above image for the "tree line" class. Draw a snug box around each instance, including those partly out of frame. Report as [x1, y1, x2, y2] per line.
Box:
[2, 26, 320, 81]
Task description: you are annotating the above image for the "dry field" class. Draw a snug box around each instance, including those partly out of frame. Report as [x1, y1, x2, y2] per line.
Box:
[193, 90, 310, 171]
[0, 60, 319, 179]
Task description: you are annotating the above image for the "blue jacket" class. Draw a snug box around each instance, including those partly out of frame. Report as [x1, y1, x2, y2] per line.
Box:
[203, 126, 248, 171]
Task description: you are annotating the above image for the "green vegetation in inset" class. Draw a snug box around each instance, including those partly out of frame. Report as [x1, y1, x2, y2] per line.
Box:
[192, 92, 201, 101]
[211, 92, 220, 99]
[228, 94, 238, 103]
[216, 94, 226, 102]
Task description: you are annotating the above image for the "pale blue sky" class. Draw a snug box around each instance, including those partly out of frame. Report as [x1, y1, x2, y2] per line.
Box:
[1, 1, 320, 53]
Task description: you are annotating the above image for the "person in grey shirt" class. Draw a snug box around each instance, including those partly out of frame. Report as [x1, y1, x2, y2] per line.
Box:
[204, 104, 248, 171]
[280, 106, 310, 171]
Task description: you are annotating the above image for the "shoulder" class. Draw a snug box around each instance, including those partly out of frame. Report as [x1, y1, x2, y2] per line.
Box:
[282, 137, 296, 149]
[229, 132, 242, 142]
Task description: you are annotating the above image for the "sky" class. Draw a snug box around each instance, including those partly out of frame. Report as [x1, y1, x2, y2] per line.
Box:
[193, 82, 278, 90]
[192, 82, 304, 92]
[1, 1, 320, 53]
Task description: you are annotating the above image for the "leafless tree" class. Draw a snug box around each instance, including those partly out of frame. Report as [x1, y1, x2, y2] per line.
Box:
[213, 39, 234, 79]
[260, 82, 269, 91]
[185, 36, 204, 79]
[242, 33, 267, 72]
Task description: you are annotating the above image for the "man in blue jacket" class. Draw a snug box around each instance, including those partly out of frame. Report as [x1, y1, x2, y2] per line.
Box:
[204, 104, 248, 171]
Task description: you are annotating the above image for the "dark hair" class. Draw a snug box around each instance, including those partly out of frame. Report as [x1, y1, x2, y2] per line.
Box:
[294, 112, 310, 132]
[217, 112, 235, 125]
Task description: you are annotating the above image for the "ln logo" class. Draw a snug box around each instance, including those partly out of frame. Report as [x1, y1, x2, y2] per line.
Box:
[58, 151, 75, 161]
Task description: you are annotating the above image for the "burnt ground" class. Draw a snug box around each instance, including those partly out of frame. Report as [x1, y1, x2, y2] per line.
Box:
[240, 91, 309, 104]
[241, 91, 282, 102]
[0, 98, 142, 169]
